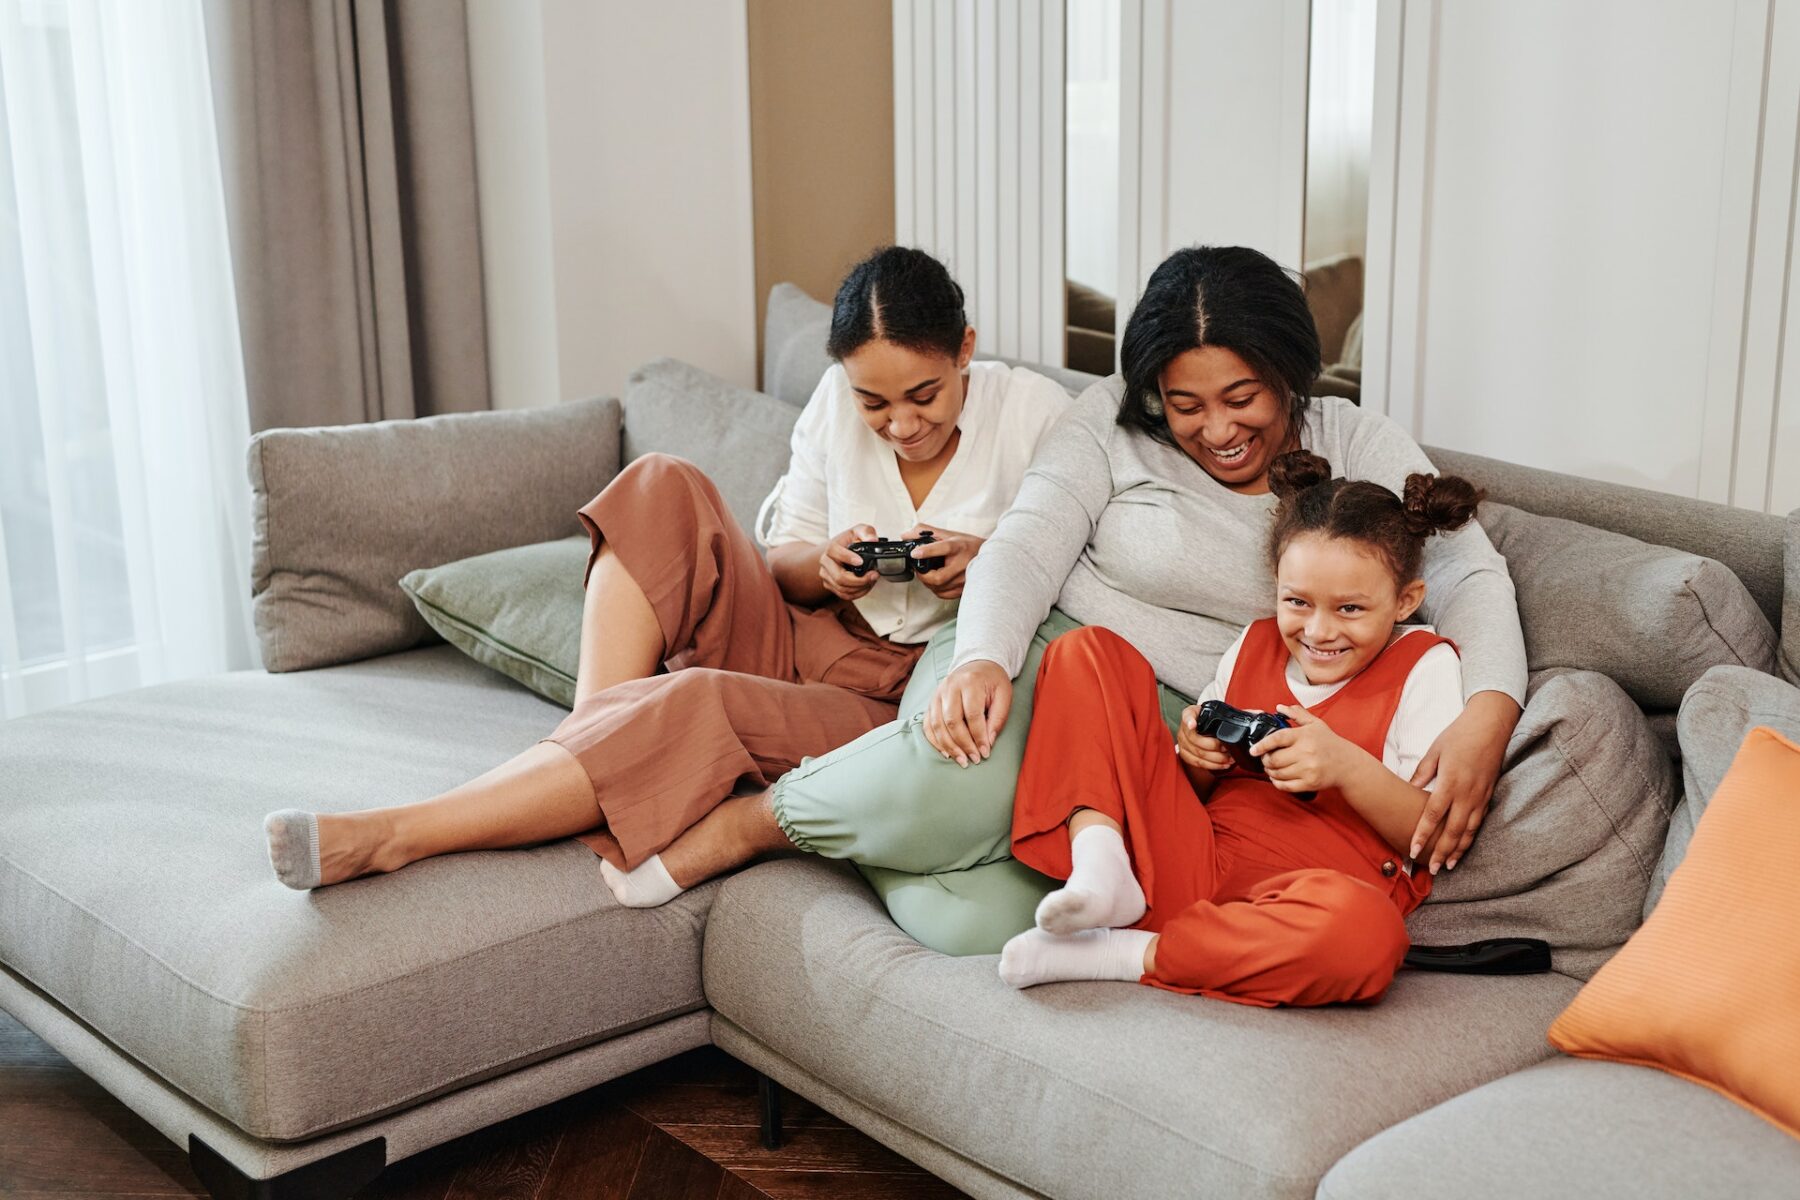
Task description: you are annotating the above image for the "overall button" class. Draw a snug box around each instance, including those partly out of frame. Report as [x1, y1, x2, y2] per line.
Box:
[1380, 860, 1398, 878]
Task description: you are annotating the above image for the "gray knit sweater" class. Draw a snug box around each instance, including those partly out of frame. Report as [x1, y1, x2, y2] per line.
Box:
[951, 377, 1528, 703]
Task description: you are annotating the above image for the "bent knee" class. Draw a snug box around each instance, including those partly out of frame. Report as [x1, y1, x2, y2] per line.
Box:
[1286, 873, 1410, 996]
[1038, 625, 1152, 687]
[600, 452, 717, 507]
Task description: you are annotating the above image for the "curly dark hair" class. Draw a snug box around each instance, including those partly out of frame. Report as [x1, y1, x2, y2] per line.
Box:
[1266, 451, 1483, 585]
[1116, 246, 1322, 447]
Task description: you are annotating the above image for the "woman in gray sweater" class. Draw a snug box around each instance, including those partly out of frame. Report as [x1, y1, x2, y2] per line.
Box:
[643, 246, 1527, 955]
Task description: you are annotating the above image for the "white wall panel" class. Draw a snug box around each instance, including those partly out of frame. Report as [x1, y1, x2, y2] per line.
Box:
[1115, 0, 1309, 334]
[1367, 0, 1797, 514]
[894, 0, 1065, 363]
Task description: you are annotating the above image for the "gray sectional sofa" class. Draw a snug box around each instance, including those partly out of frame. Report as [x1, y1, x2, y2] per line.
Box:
[3, 282, 1799, 1199]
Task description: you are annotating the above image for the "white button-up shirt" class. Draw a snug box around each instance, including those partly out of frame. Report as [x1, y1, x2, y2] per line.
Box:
[757, 360, 1072, 645]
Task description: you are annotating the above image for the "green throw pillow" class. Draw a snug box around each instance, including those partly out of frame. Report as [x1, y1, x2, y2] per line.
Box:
[400, 537, 589, 707]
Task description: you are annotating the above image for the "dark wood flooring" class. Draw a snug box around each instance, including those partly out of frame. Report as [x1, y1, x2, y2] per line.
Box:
[0, 1011, 966, 1199]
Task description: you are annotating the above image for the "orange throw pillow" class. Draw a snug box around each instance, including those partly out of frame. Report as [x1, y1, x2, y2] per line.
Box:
[1548, 726, 1800, 1138]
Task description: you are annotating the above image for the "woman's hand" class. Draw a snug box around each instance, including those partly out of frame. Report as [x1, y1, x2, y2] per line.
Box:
[818, 524, 880, 602]
[923, 659, 1012, 766]
[901, 524, 984, 599]
[1406, 690, 1521, 873]
[1254, 705, 1355, 794]
[1175, 705, 1235, 774]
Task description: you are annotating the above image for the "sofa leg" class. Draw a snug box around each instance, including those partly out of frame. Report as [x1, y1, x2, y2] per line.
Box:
[188, 1135, 385, 1200]
[758, 1073, 783, 1150]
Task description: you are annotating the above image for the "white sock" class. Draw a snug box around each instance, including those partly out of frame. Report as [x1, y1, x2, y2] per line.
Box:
[598, 854, 683, 908]
[998, 927, 1155, 989]
[264, 810, 322, 890]
[1034, 824, 1146, 934]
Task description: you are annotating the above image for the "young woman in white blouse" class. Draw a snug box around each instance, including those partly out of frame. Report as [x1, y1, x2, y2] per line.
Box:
[263, 246, 1071, 899]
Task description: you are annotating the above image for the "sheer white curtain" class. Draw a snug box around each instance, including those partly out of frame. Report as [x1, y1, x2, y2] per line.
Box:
[0, 0, 256, 719]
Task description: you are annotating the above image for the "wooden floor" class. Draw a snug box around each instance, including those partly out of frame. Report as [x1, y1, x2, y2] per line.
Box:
[0, 1012, 966, 1199]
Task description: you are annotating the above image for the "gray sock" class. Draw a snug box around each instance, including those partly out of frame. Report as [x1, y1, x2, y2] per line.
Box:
[264, 810, 321, 890]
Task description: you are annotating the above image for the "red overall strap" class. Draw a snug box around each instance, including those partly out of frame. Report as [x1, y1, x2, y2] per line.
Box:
[1222, 617, 1454, 762]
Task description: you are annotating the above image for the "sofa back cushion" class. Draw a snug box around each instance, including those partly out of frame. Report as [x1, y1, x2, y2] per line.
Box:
[1428, 445, 1787, 631]
[1785, 508, 1800, 685]
[1408, 668, 1675, 981]
[250, 398, 621, 672]
[622, 358, 800, 537]
[1647, 664, 1800, 916]
[764, 283, 837, 408]
[1479, 502, 1778, 710]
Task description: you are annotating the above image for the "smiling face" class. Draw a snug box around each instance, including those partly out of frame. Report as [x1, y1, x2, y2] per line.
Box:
[840, 329, 976, 463]
[1158, 345, 1296, 494]
[1274, 532, 1426, 685]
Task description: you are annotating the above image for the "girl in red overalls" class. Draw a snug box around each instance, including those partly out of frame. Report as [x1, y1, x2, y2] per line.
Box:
[1000, 450, 1481, 1007]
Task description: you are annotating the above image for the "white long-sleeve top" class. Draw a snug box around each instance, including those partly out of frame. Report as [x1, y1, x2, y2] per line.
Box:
[758, 360, 1073, 645]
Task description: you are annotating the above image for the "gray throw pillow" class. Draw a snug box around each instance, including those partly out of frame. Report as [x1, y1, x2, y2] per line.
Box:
[400, 538, 589, 708]
[249, 398, 621, 673]
[1646, 664, 1800, 917]
[1407, 668, 1676, 981]
[1479, 502, 1778, 709]
[763, 282, 835, 407]
[622, 358, 800, 538]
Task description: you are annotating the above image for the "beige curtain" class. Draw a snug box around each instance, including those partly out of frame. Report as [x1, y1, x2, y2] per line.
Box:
[203, 0, 490, 432]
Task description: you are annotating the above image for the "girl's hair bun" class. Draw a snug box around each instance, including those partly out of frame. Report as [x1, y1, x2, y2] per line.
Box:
[1400, 472, 1482, 537]
[1267, 450, 1333, 500]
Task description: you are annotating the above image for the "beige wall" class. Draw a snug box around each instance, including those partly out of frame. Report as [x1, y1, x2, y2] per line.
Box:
[747, 0, 895, 361]
[467, 0, 759, 406]
[466, 0, 559, 410]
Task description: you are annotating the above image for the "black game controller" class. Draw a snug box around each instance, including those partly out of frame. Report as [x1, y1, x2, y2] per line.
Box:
[847, 532, 946, 581]
[1193, 699, 1313, 801]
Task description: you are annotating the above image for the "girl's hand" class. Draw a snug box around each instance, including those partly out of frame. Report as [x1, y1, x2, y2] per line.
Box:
[1406, 690, 1520, 873]
[923, 659, 1012, 766]
[901, 525, 984, 600]
[1175, 705, 1235, 774]
[1253, 705, 1353, 794]
[819, 524, 880, 601]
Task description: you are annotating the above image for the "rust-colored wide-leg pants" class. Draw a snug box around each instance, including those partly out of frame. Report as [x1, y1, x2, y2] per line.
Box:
[1011, 627, 1414, 1008]
[544, 454, 923, 869]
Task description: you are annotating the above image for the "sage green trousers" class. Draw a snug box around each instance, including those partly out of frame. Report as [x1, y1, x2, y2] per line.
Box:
[770, 610, 1191, 955]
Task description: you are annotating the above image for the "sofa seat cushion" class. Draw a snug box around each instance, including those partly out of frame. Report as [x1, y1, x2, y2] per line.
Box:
[1317, 1058, 1800, 1200]
[703, 860, 1579, 1200]
[0, 647, 716, 1142]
